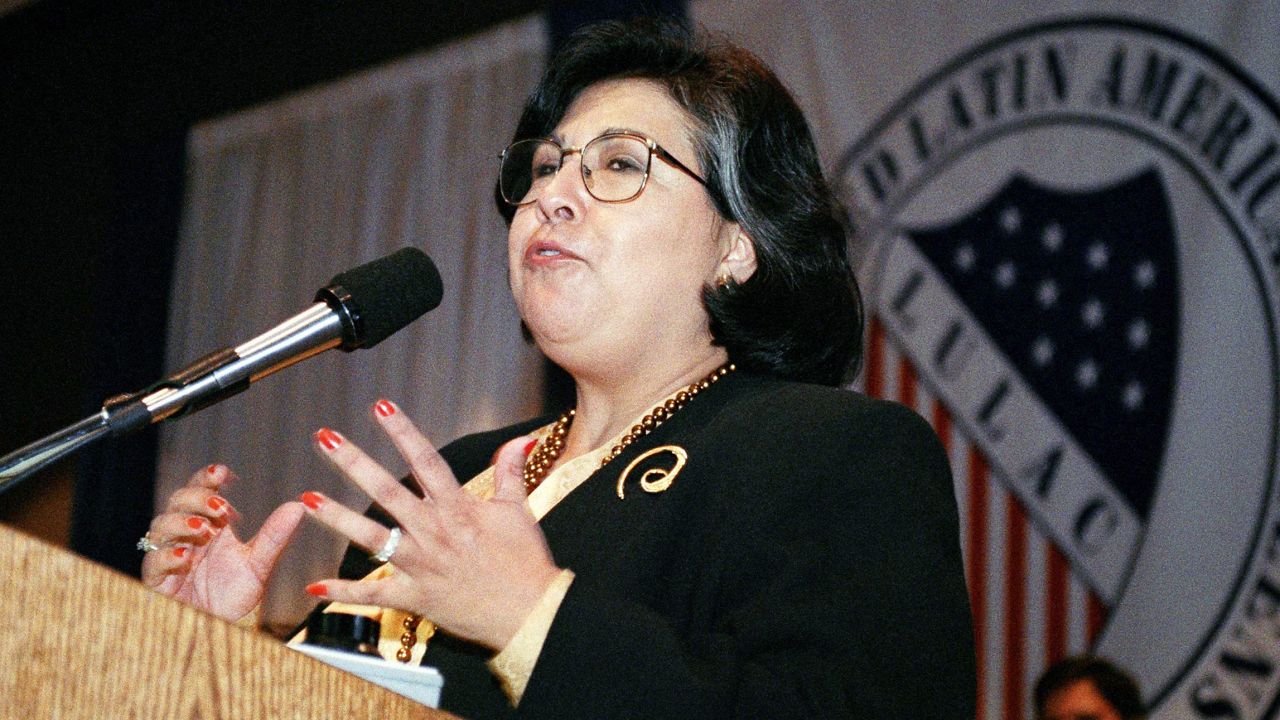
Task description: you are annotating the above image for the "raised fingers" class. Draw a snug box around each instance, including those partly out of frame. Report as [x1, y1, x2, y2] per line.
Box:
[164, 485, 234, 525]
[246, 501, 306, 576]
[303, 570, 428, 613]
[492, 435, 536, 503]
[141, 544, 194, 588]
[304, 577, 394, 607]
[148, 511, 219, 546]
[298, 491, 422, 570]
[370, 399, 460, 504]
[188, 463, 235, 490]
[312, 428, 428, 534]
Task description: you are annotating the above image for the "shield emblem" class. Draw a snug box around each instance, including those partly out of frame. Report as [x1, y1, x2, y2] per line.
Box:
[905, 170, 1178, 523]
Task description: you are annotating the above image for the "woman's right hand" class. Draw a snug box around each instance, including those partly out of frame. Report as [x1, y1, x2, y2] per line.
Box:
[141, 464, 306, 622]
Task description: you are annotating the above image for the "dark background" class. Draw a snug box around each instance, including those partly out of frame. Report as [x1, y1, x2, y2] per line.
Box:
[0, 0, 682, 573]
[0, 0, 664, 562]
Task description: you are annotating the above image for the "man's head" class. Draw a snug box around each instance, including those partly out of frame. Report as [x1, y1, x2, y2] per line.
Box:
[1034, 656, 1146, 720]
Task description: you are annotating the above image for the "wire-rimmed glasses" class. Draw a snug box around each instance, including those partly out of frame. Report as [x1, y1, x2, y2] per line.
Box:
[498, 132, 706, 206]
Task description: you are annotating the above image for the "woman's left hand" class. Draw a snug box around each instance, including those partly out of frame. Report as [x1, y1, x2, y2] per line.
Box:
[298, 399, 562, 651]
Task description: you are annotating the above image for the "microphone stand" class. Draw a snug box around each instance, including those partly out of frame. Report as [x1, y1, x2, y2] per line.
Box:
[0, 343, 237, 498]
[0, 410, 113, 496]
[0, 302, 344, 498]
[0, 246, 440, 499]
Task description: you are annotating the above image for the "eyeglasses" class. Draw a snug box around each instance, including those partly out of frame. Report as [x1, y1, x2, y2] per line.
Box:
[498, 132, 707, 206]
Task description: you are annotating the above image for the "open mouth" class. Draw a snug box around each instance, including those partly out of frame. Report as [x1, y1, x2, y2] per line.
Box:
[527, 240, 579, 263]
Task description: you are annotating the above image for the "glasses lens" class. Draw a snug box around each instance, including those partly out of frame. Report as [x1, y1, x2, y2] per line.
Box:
[582, 135, 650, 201]
[501, 140, 561, 205]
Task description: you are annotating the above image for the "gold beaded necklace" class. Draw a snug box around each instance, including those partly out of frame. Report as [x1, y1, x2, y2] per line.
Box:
[523, 362, 735, 492]
[395, 361, 736, 663]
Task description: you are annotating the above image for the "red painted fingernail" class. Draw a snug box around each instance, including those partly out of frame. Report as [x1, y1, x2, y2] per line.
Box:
[374, 399, 397, 417]
[315, 428, 343, 451]
[300, 491, 325, 510]
[306, 582, 328, 597]
[207, 496, 227, 512]
[173, 547, 187, 558]
[207, 464, 219, 475]
[187, 517, 205, 530]
[523, 439, 537, 455]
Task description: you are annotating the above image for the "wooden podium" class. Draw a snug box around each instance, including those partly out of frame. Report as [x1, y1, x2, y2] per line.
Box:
[0, 525, 454, 719]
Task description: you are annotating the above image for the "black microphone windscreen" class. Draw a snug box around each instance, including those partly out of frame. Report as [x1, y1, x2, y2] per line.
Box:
[321, 247, 444, 350]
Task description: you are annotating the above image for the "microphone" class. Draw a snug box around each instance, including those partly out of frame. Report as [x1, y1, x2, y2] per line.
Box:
[0, 247, 442, 493]
[107, 246, 443, 434]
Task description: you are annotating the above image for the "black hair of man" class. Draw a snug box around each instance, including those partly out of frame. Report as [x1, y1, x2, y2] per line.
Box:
[1034, 655, 1147, 720]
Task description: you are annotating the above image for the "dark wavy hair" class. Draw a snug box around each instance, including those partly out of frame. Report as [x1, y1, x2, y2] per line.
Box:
[1034, 656, 1147, 720]
[497, 18, 862, 386]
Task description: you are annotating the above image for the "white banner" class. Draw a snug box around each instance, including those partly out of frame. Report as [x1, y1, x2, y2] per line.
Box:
[694, 2, 1280, 719]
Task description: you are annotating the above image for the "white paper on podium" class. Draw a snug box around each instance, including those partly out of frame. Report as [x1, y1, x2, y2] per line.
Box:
[290, 643, 444, 708]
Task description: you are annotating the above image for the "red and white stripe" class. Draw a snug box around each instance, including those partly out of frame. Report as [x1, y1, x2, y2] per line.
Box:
[862, 316, 1110, 720]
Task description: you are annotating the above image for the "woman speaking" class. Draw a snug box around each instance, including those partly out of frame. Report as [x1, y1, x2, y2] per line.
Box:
[140, 18, 975, 719]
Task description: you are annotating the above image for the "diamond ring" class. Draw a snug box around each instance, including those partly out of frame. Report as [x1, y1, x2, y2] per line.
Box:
[371, 527, 402, 563]
[136, 533, 160, 553]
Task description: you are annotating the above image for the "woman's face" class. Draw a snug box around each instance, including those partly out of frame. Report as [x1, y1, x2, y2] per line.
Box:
[507, 78, 742, 377]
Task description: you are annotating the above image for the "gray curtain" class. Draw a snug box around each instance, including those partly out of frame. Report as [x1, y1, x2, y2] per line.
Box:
[157, 15, 548, 627]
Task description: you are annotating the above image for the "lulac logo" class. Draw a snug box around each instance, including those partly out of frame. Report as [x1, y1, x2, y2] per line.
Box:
[838, 17, 1280, 719]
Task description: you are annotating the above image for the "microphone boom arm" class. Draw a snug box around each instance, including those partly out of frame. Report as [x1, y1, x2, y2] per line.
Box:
[0, 411, 112, 496]
[0, 303, 344, 497]
[0, 246, 440, 499]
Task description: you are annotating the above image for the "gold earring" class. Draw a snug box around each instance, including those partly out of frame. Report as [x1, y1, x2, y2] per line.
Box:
[715, 272, 733, 287]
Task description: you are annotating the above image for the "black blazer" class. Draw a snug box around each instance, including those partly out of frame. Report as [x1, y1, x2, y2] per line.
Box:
[335, 372, 975, 719]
